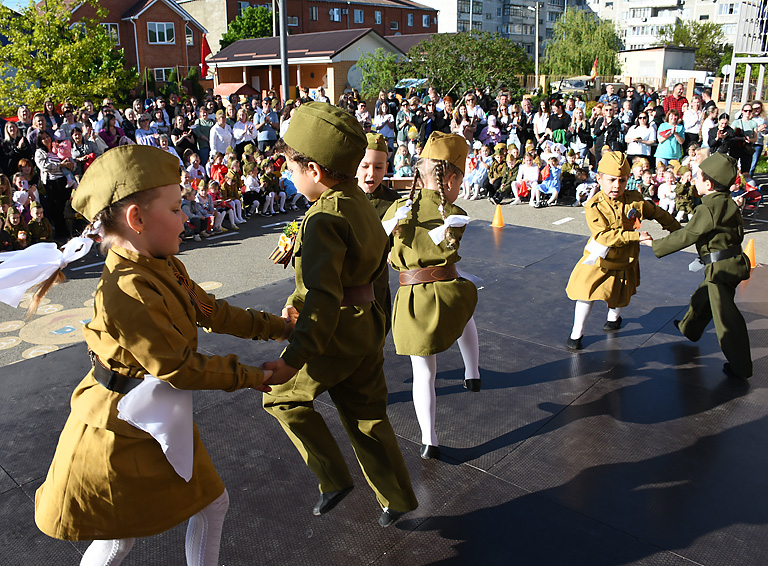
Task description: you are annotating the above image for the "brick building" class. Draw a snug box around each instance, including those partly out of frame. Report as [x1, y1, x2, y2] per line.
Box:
[178, 0, 438, 54]
[64, 0, 207, 84]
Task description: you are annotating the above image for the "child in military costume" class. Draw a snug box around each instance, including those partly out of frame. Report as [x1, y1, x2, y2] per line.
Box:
[262, 102, 418, 528]
[643, 153, 753, 379]
[27, 202, 53, 243]
[674, 165, 696, 222]
[486, 143, 508, 202]
[382, 131, 480, 461]
[565, 151, 681, 350]
[30, 145, 291, 566]
[356, 133, 399, 334]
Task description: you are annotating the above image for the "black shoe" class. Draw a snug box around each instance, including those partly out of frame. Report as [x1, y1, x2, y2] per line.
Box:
[378, 508, 405, 527]
[723, 363, 751, 380]
[420, 444, 440, 459]
[673, 320, 681, 331]
[566, 336, 583, 350]
[312, 486, 353, 516]
[603, 316, 622, 331]
[463, 379, 481, 392]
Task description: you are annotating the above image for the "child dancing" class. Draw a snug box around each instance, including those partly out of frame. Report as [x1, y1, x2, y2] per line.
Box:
[383, 131, 480, 460]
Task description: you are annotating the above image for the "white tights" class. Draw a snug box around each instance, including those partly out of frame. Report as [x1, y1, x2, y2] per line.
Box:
[410, 317, 480, 446]
[570, 301, 622, 339]
[230, 199, 244, 222]
[80, 490, 229, 566]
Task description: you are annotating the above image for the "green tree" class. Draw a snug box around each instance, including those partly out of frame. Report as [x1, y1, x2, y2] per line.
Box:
[0, 0, 137, 114]
[407, 32, 533, 97]
[656, 21, 725, 72]
[220, 6, 273, 50]
[543, 10, 621, 77]
[186, 67, 205, 101]
[357, 48, 403, 99]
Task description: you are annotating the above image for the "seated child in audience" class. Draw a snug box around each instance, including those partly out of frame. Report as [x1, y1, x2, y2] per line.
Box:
[657, 169, 677, 213]
[639, 169, 657, 201]
[195, 179, 226, 233]
[485, 144, 508, 202]
[465, 144, 492, 200]
[181, 186, 209, 241]
[512, 152, 539, 205]
[560, 149, 579, 199]
[4, 206, 28, 249]
[0, 195, 10, 226]
[242, 161, 262, 217]
[208, 180, 238, 229]
[186, 153, 207, 181]
[259, 159, 282, 215]
[393, 144, 414, 178]
[222, 159, 246, 223]
[674, 166, 695, 223]
[572, 167, 600, 206]
[27, 201, 53, 243]
[280, 164, 305, 210]
[691, 147, 709, 179]
[655, 163, 667, 185]
[534, 155, 562, 207]
[209, 152, 228, 185]
[626, 163, 643, 193]
[681, 143, 698, 168]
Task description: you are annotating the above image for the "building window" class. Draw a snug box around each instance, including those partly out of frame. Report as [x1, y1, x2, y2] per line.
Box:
[458, 0, 470, 13]
[310, 6, 318, 20]
[354, 9, 364, 23]
[154, 68, 173, 82]
[422, 14, 430, 27]
[472, 21, 482, 31]
[100, 23, 120, 44]
[717, 3, 737, 15]
[407, 13, 414, 26]
[287, 16, 298, 26]
[185, 25, 194, 46]
[148, 22, 175, 44]
[390, 21, 399, 30]
[699, 14, 709, 20]
[238, 1, 250, 16]
[473, 2, 483, 14]
[457, 18, 469, 31]
[330, 7, 341, 21]
[375, 11, 382, 24]
[629, 8, 650, 18]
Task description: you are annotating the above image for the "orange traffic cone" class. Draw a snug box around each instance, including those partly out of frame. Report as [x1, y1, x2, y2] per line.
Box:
[491, 204, 505, 228]
[744, 238, 756, 268]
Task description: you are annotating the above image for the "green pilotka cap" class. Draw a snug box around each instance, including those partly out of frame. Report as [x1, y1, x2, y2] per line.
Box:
[699, 153, 738, 189]
[282, 102, 366, 176]
[366, 133, 388, 154]
[72, 146, 181, 221]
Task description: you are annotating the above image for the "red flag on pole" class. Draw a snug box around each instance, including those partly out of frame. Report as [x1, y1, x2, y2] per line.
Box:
[201, 34, 212, 78]
[589, 57, 598, 81]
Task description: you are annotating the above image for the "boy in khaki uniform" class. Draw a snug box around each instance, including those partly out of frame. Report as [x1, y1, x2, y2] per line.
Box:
[643, 153, 753, 379]
[262, 103, 418, 527]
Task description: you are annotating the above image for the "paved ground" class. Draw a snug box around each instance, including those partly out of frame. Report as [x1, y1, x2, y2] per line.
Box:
[0, 175, 765, 368]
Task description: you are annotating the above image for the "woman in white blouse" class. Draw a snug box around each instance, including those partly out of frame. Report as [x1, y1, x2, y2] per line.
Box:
[625, 111, 656, 163]
[533, 99, 550, 147]
[682, 96, 703, 151]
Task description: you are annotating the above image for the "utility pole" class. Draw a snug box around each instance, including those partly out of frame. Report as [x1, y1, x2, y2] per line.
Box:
[279, 0, 289, 103]
[528, 2, 540, 91]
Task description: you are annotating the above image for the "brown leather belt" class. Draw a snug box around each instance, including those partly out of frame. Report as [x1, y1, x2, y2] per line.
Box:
[89, 350, 144, 394]
[341, 283, 375, 306]
[399, 264, 458, 286]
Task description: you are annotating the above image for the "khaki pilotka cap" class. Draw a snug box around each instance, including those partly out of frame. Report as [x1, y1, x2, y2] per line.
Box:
[365, 133, 388, 154]
[699, 153, 738, 189]
[597, 150, 630, 177]
[420, 132, 469, 174]
[72, 146, 181, 222]
[282, 102, 366, 177]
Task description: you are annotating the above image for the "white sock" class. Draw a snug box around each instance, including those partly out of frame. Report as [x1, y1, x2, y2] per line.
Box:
[570, 300, 593, 340]
[185, 490, 230, 566]
[410, 355, 438, 446]
[80, 539, 135, 566]
[457, 316, 480, 381]
[607, 307, 622, 322]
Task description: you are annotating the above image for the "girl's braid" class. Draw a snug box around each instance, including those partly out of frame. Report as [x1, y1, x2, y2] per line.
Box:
[434, 160, 458, 249]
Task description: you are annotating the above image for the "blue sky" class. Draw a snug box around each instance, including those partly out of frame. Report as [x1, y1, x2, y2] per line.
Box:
[2, 1, 29, 12]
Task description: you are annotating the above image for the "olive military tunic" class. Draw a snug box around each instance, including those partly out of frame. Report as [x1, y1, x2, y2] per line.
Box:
[384, 189, 478, 356]
[35, 246, 285, 541]
[366, 183, 400, 335]
[566, 190, 680, 308]
[652, 190, 752, 377]
[263, 179, 417, 513]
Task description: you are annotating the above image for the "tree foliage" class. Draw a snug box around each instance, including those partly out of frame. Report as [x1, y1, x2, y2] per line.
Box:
[543, 10, 621, 77]
[655, 21, 726, 72]
[406, 32, 533, 97]
[358, 48, 402, 99]
[220, 6, 273, 50]
[0, 0, 137, 115]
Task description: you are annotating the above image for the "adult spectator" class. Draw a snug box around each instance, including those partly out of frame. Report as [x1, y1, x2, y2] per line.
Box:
[701, 88, 713, 107]
[314, 86, 330, 104]
[225, 103, 237, 127]
[631, 84, 652, 117]
[564, 98, 575, 118]
[395, 99, 414, 147]
[155, 96, 171, 124]
[386, 90, 399, 117]
[593, 103, 623, 156]
[192, 106, 214, 165]
[254, 97, 279, 151]
[708, 113, 735, 155]
[70, 127, 98, 180]
[231, 107, 256, 157]
[701, 104, 719, 149]
[98, 113, 125, 150]
[373, 102, 395, 151]
[565, 106, 592, 160]
[546, 99, 571, 145]
[682, 96, 703, 151]
[1, 121, 33, 176]
[149, 107, 170, 136]
[655, 109, 685, 166]
[122, 108, 137, 142]
[374, 90, 388, 116]
[209, 109, 234, 156]
[82, 99, 97, 122]
[496, 91, 511, 115]
[354, 101, 372, 131]
[418, 100, 442, 145]
[749, 100, 766, 175]
[533, 99, 550, 147]
[58, 109, 81, 140]
[132, 98, 144, 117]
[279, 102, 295, 138]
[451, 104, 478, 143]
[464, 92, 486, 126]
[167, 92, 184, 119]
[134, 113, 159, 146]
[42, 99, 61, 131]
[625, 111, 656, 162]
[422, 86, 444, 112]
[519, 97, 536, 146]
[27, 113, 52, 148]
[35, 131, 73, 239]
[598, 84, 620, 107]
[439, 96, 455, 132]
[475, 88, 491, 113]
[170, 114, 198, 164]
[663, 83, 688, 115]
[731, 103, 760, 174]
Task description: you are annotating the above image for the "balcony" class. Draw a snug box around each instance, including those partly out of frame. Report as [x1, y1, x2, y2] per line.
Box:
[624, 0, 680, 8]
[625, 13, 679, 26]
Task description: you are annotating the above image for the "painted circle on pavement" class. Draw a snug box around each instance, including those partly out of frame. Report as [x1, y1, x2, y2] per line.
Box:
[0, 336, 22, 350]
[19, 307, 92, 345]
[0, 320, 25, 332]
[22, 345, 59, 358]
[198, 281, 222, 292]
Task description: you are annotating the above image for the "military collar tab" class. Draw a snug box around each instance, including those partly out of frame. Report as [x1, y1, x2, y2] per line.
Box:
[110, 245, 174, 269]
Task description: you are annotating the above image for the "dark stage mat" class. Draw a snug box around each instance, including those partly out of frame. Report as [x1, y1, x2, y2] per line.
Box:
[1, 222, 766, 566]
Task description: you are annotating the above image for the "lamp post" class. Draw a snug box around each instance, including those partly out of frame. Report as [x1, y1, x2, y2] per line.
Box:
[527, 3, 540, 92]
